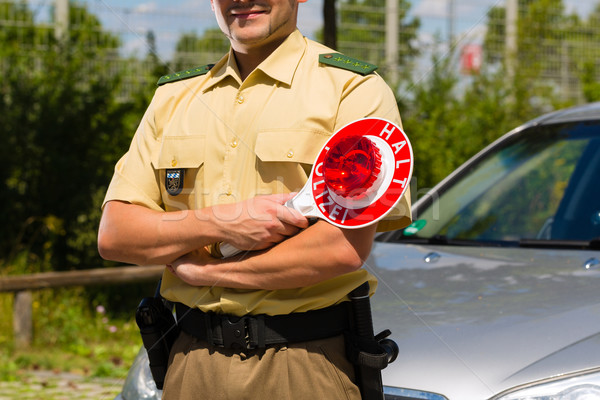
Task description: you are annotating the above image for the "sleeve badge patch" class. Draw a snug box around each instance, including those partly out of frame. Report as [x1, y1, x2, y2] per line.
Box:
[166, 169, 185, 196]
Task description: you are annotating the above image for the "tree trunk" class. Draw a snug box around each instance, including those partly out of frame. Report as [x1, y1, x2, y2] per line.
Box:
[323, 0, 337, 50]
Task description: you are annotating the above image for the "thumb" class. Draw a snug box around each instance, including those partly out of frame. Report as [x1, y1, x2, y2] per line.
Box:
[271, 192, 298, 204]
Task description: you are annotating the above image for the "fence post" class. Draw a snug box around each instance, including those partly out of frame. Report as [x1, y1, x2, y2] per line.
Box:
[505, 0, 518, 81]
[13, 290, 33, 348]
[54, 0, 69, 41]
[385, 0, 399, 87]
[1, 265, 165, 347]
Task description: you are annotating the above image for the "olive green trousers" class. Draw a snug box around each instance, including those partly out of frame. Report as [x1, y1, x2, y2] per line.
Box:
[162, 331, 362, 400]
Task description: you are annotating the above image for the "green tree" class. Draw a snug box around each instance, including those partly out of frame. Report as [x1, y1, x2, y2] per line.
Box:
[581, 62, 600, 102]
[403, 48, 560, 190]
[0, 2, 141, 269]
[569, 3, 600, 102]
[484, 0, 566, 64]
[337, 0, 419, 67]
[130, 30, 171, 107]
[402, 54, 460, 189]
[315, 0, 419, 85]
[0, 1, 37, 53]
[172, 28, 230, 71]
[483, 0, 598, 102]
[65, 3, 121, 51]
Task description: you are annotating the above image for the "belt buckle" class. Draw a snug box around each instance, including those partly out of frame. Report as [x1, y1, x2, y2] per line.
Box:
[221, 316, 254, 350]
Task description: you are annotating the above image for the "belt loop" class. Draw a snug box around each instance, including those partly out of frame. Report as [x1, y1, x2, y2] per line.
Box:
[245, 314, 265, 349]
[204, 313, 214, 347]
[256, 314, 265, 348]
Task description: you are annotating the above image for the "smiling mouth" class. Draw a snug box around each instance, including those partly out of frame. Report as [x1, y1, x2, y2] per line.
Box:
[230, 6, 268, 18]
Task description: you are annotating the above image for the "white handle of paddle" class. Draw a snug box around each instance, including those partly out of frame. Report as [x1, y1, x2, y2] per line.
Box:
[219, 242, 241, 258]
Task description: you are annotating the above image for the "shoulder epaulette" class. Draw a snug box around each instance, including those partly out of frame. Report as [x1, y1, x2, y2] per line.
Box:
[157, 64, 214, 86]
[319, 53, 377, 75]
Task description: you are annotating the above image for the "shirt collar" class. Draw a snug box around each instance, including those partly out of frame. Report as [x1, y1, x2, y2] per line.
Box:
[203, 29, 306, 92]
[256, 29, 305, 86]
[202, 51, 237, 92]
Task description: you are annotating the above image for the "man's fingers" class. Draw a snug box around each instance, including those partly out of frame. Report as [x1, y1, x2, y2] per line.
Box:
[268, 192, 297, 204]
[277, 204, 308, 228]
[258, 192, 308, 228]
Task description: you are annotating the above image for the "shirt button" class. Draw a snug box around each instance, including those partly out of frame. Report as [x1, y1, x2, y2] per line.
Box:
[171, 159, 178, 167]
[287, 150, 294, 158]
[236, 95, 244, 104]
[231, 139, 238, 148]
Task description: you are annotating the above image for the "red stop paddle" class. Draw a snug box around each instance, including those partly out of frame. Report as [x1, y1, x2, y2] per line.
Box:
[220, 117, 413, 257]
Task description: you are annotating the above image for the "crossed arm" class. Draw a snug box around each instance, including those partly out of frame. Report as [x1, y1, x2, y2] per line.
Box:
[97, 194, 376, 290]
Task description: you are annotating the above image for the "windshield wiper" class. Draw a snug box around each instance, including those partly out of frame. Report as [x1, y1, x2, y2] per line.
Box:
[426, 235, 450, 244]
[387, 234, 513, 247]
[383, 232, 600, 249]
[427, 236, 519, 247]
[519, 238, 600, 250]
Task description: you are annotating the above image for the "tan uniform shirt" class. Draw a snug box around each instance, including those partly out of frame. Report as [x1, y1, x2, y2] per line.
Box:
[103, 30, 411, 316]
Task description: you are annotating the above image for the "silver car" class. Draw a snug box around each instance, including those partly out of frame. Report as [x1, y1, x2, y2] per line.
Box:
[116, 102, 600, 400]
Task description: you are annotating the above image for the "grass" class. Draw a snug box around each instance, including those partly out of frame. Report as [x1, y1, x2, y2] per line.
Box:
[0, 287, 143, 383]
[0, 370, 125, 400]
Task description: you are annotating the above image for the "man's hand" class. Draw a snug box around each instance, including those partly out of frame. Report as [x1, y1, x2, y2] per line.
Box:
[212, 193, 309, 252]
[167, 247, 217, 287]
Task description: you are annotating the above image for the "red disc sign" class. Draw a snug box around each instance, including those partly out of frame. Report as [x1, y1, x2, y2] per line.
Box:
[310, 118, 413, 228]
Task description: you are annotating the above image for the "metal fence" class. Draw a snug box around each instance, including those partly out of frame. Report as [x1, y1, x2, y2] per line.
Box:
[337, 0, 600, 102]
[1, 0, 599, 103]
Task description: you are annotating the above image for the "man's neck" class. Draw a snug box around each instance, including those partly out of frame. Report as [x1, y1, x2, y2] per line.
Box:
[231, 34, 291, 81]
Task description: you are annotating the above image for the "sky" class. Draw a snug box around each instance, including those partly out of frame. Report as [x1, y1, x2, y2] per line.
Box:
[32, 0, 598, 61]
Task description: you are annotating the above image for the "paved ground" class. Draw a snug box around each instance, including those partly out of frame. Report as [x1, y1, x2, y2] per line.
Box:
[0, 370, 123, 400]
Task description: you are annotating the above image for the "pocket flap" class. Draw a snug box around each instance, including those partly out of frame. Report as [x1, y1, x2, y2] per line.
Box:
[255, 129, 330, 164]
[153, 135, 205, 169]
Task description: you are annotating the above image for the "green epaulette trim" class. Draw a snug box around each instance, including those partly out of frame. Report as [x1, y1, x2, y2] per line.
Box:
[319, 53, 377, 75]
[157, 64, 214, 86]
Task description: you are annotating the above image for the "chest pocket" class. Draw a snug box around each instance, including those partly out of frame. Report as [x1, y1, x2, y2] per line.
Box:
[254, 129, 330, 192]
[152, 135, 205, 211]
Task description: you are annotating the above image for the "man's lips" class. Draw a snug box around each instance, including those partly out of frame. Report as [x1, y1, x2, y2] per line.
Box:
[229, 6, 268, 18]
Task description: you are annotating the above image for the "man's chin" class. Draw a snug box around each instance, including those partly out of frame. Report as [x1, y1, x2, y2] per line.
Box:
[230, 31, 271, 46]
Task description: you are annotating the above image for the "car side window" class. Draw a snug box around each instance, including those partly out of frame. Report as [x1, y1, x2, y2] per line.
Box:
[413, 121, 600, 243]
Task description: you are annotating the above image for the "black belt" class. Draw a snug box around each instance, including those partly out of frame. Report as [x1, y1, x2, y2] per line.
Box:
[176, 302, 351, 351]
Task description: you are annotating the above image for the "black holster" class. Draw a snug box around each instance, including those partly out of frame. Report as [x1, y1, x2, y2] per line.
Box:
[135, 280, 179, 390]
[346, 282, 399, 400]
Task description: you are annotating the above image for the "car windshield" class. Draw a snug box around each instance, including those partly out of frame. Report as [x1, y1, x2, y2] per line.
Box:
[402, 120, 600, 245]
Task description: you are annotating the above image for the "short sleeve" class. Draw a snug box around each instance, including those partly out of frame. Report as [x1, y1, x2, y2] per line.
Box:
[102, 99, 163, 211]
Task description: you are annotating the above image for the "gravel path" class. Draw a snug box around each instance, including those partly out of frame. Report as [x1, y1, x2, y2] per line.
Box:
[0, 370, 124, 400]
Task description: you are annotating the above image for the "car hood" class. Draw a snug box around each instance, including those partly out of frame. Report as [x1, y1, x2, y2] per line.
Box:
[367, 241, 600, 400]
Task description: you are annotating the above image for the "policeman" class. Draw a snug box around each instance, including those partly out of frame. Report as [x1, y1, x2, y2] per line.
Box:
[98, 0, 411, 398]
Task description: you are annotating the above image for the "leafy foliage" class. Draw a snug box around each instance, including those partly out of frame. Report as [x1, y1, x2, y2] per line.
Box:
[172, 28, 230, 71]
[402, 0, 600, 191]
[484, 0, 600, 102]
[573, 3, 600, 102]
[0, 2, 145, 269]
[402, 49, 567, 191]
[318, 0, 420, 85]
[338, 0, 420, 58]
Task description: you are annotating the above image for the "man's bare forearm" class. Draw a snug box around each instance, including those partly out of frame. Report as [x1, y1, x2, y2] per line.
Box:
[98, 194, 308, 266]
[97, 201, 221, 265]
[169, 220, 377, 290]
